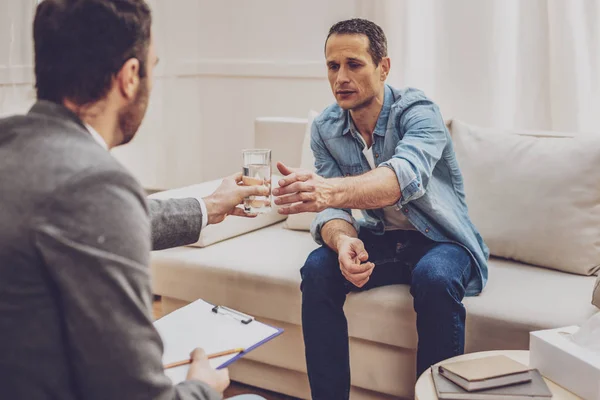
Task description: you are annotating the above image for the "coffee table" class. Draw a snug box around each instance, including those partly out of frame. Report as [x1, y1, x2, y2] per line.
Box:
[415, 350, 581, 399]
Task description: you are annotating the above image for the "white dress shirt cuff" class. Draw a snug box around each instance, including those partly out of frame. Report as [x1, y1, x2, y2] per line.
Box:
[196, 197, 208, 230]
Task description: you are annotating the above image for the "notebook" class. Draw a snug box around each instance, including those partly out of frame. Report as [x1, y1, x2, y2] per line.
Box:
[439, 355, 532, 390]
[432, 366, 553, 400]
[154, 298, 283, 384]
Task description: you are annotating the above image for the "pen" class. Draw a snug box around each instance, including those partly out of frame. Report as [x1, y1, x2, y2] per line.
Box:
[163, 347, 245, 369]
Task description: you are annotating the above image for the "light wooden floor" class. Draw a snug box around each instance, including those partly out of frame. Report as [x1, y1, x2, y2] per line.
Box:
[153, 298, 297, 400]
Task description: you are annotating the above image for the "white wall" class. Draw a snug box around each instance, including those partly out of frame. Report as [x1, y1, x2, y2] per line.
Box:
[0, 1, 37, 119]
[3, 1, 598, 188]
[0, 0, 365, 190]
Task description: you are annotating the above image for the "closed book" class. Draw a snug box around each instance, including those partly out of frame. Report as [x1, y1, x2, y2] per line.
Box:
[432, 367, 553, 400]
[439, 355, 532, 391]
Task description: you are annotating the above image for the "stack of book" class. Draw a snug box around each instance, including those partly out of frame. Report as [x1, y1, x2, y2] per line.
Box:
[432, 355, 553, 399]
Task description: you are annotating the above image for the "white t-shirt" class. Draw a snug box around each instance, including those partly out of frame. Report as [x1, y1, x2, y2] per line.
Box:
[357, 134, 415, 231]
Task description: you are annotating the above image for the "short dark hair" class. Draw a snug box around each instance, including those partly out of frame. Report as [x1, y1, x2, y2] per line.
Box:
[33, 0, 152, 105]
[326, 18, 387, 66]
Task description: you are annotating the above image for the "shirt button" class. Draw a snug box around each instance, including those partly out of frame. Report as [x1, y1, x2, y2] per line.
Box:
[375, 153, 380, 158]
[425, 228, 430, 233]
[403, 208, 409, 213]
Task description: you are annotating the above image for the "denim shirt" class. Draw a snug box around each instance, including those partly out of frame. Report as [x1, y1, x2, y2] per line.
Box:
[309, 85, 489, 296]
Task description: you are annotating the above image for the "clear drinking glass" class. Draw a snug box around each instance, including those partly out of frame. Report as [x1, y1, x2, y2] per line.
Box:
[242, 149, 272, 214]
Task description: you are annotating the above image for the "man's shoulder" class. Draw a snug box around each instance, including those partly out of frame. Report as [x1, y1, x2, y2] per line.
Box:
[45, 134, 141, 199]
[389, 86, 434, 111]
[314, 102, 344, 125]
[0, 111, 140, 198]
[312, 103, 345, 139]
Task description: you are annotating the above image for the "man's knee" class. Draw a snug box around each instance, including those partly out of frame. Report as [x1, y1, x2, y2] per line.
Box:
[300, 246, 343, 291]
[411, 244, 471, 301]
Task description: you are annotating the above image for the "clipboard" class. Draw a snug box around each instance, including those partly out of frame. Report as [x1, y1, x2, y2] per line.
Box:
[153, 298, 283, 384]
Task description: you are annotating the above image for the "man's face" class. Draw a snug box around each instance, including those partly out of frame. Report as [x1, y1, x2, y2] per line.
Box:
[118, 35, 157, 145]
[325, 34, 386, 111]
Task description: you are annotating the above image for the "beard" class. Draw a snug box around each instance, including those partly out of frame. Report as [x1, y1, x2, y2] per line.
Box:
[117, 79, 150, 146]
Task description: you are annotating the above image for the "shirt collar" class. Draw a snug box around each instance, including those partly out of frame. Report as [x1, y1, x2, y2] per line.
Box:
[342, 84, 393, 138]
[84, 123, 109, 150]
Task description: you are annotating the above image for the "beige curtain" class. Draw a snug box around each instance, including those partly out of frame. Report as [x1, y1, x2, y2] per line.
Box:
[357, 0, 600, 133]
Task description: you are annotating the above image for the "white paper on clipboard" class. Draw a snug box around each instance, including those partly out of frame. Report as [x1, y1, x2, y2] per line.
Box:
[154, 298, 283, 384]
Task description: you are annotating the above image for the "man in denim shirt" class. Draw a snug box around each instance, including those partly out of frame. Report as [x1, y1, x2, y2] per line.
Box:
[273, 18, 489, 399]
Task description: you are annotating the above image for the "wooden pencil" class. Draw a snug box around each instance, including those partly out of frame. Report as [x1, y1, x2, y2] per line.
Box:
[163, 348, 245, 369]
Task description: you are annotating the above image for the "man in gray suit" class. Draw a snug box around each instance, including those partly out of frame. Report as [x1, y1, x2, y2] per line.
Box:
[0, 1, 267, 399]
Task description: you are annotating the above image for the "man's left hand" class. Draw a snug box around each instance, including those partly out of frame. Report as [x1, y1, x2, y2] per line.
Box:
[273, 162, 335, 214]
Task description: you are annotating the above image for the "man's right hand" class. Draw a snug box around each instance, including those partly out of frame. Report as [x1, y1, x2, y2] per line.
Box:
[186, 348, 230, 395]
[203, 173, 270, 225]
[337, 235, 375, 288]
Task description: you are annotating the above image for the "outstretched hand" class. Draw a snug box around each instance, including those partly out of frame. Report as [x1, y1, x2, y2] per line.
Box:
[272, 162, 334, 215]
[203, 173, 270, 225]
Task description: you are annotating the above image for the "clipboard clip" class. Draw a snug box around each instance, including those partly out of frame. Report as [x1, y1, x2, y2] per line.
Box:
[211, 305, 254, 324]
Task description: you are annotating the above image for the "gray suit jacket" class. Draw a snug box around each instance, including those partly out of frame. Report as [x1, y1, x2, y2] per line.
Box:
[149, 196, 203, 251]
[0, 101, 219, 400]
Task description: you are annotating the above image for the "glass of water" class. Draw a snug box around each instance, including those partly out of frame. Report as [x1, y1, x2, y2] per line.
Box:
[242, 149, 271, 214]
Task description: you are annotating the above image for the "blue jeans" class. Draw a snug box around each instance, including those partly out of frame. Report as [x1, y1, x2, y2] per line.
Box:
[301, 230, 473, 400]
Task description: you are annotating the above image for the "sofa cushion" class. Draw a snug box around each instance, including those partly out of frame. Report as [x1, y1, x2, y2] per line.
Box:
[148, 176, 286, 247]
[451, 119, 600, 276]
[151, 223, 598, 353]
[151, 223, 419, 350]
[465, 258, 598, 352]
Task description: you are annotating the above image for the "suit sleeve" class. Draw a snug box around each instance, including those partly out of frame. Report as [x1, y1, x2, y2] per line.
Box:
[33, 168, 221, 400]
[147, 198, 203, 250]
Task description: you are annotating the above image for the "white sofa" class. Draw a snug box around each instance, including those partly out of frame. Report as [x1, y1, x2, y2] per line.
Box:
[151, 117, 600, 400]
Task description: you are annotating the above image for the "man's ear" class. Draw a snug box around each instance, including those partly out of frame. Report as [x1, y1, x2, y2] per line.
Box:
[116, 58, 141, 100]
[380, 57, 391, 81]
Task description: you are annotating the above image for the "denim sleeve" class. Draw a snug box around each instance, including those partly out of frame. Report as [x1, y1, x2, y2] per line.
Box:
[309, 121, 360, 245]
[379, 102, 447, 206]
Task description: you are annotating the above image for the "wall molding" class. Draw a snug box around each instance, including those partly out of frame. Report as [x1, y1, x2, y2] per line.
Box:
[0, 59, 328, 85]
[172, 59, 327, 80]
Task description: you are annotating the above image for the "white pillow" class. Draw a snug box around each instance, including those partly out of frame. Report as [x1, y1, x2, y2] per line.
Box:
[149, 175, 286, 247]
[283, 110, 320, 231]
[451, 119, 600, 275]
